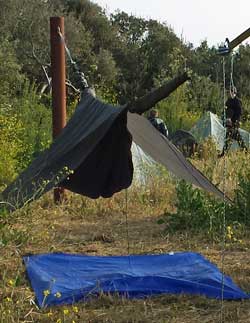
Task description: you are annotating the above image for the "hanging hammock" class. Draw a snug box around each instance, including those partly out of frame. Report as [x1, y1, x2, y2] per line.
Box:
[1, 74, 228, 211]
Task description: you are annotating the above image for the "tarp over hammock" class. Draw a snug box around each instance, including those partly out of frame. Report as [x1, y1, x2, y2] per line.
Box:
[1, 88, 227, 210]
[127, 113, 225, 200]
[23, 252, 249, 308]
[2, 89, 133, 209]
[1, 70, 228, 210]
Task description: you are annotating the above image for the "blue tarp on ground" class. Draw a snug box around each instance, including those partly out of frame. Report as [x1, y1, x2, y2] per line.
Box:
[23, 252, 249, 307]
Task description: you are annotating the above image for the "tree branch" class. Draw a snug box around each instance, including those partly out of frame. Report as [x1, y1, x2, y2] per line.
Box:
[128, 72, 190, 114]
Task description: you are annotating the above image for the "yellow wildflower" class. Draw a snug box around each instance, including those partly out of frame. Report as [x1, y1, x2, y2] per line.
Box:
[73, 306, 79, 313]
[63, 309, 69, 315]
[56, 319, 62, 323]
[43, 289, 51, 297]
[8, 279, 15, 286]
[47, 311, 53, 317]
[54, 292, 62, 298]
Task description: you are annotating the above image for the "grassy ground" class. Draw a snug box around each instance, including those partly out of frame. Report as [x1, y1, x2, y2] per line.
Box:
[1, 178, 250, 323]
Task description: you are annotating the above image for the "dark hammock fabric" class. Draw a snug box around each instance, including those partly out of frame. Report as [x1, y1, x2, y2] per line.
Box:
[1, 88, 227, 211]
[2, 89, 133, 209]
[62, 111, 133, 198]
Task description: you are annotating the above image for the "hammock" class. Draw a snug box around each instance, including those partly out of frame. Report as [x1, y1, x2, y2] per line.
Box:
[2, 88, 226, 210]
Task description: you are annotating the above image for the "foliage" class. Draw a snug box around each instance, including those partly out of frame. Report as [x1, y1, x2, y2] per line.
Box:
[1, 5, 250, 321]
[160, 170, 250, 241]
[160, 181, 224, 237]
[231, 173, 250, 227]
[0, 40, 24, 102]
[94, 49, 118, 88]
[1, 179, 250, 322]
[0, 0, 250, 188]
[190, 41, 219, 82]
[0, 81, 52, 186]
[0, 114, 25, 189]
[13, 83, 52, 169]
[156, 91, 201, 135]
[234, 44, 250, 99]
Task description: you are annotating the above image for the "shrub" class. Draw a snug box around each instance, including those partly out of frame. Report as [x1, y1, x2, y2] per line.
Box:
[0, 82, 52, 188]
[12, 82, 52, 170]
[160, 172, 250, 241]
[161, 181, 224, 237]
[0, 114, 25, 189]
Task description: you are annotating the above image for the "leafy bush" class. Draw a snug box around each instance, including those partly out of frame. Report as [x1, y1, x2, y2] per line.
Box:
[161, 181, 224, 236]
[0, 40, 24, 103]
[160, 173, 250, 241]
[231, 173, 250, 226]
[0, 113, 25, 189]
[13, 82, 52, 169]
[0, 82, 52, 188]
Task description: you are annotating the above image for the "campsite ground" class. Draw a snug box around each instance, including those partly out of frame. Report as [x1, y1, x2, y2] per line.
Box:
[1, 175, 250, 323]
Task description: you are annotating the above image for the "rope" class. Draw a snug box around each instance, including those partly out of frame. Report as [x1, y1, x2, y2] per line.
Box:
[57, 27, 76, 65]
[124, 188, 133, 272]
[220, 57, 227, 323]
[57, 27, 89, 90]
[124, 189, 130, 254]
[229, 53, 236, 98]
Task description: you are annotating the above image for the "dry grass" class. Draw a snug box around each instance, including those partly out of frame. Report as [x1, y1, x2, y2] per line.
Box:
[1, 154, 250, 323]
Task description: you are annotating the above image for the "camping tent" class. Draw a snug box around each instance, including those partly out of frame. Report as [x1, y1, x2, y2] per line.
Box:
[170, 130, 198, 157]
[131, 142, 159, 185]
[190, 111, 250, 151]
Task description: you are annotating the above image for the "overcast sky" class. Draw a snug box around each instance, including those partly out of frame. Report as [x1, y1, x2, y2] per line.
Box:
[93, 0, 250, 48]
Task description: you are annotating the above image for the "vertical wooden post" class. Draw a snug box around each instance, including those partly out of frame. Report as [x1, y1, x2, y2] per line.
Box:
[50, 17, 66, 203]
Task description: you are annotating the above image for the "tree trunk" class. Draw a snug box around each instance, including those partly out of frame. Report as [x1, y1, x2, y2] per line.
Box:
[129, 72, 189, 114]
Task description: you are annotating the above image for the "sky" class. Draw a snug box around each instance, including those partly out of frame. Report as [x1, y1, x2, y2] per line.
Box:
[93, 0, 250, 48]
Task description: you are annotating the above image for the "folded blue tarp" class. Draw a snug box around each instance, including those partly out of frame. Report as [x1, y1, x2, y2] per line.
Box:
[23, 252, 249, 307]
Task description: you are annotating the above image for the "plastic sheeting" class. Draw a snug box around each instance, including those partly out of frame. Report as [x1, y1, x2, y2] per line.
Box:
[131, 142, 158, 185]
[23, 252, 249, 308]
[190, 111, 250, 151]
[127, 113, 226, 201]
[2, 102, 227, 211]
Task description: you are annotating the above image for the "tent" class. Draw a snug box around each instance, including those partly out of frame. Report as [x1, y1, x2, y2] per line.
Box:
[23, 252, 249, 308]
[170, 130, 198, 157]
[190, 111, 250, 151]
[131, 142, 159, 185]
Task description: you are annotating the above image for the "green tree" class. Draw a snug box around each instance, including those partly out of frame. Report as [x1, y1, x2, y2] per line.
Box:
[0, 40, 24, 103]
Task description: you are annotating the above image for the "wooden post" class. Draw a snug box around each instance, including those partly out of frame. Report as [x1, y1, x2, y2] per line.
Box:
[50, 16, 67, 203]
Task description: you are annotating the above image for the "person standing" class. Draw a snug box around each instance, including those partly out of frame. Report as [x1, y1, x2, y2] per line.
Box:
[148, 109, 168, 137]
[220, 89, 247, 156]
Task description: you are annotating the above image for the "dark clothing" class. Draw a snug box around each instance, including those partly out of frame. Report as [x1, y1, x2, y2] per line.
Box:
[220, 96, 247, 156]
[148, 117, 168, 137]
[225, 97, 242, 124]
[222, 126, 247, 154]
